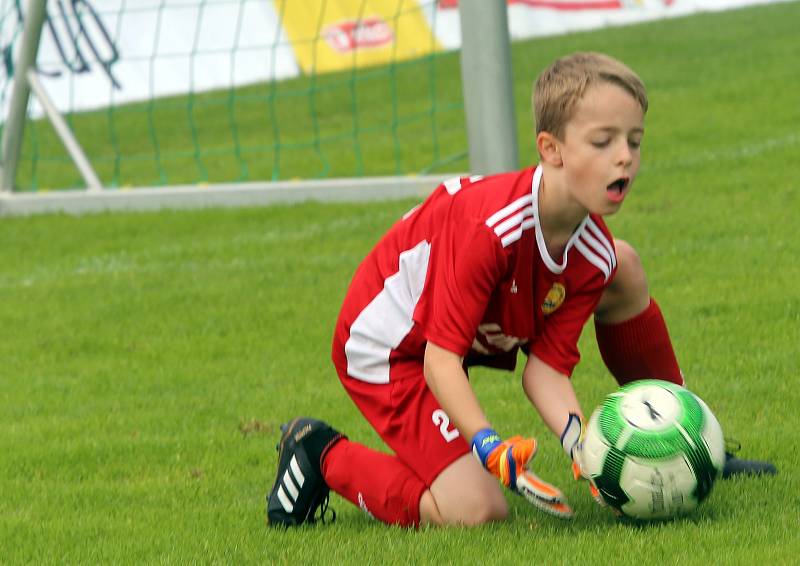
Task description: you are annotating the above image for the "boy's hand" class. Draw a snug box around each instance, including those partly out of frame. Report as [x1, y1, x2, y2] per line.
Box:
[471, 429, 573, 519]
[561, 413, 606, 507]
[571, 460, 606, 506]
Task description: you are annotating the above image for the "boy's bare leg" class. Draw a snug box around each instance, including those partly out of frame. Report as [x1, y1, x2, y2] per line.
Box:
[594, 239, 776, 478]
[420, 453, 508, 526]
[593, 239, 684, 385]
[594, 239, 649, 324]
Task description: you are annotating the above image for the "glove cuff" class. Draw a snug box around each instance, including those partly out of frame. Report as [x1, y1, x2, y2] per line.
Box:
[560, 413, 583, 459]
[471, 428, 502, 467]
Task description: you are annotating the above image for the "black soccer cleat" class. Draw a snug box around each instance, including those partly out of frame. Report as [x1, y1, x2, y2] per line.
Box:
[266, 417, 345, 527]
[722, 452, 778, 479]
[721, 439, 777, 479]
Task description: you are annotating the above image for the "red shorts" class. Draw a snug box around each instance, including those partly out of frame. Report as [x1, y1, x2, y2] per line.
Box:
[332, 350, 470, 487]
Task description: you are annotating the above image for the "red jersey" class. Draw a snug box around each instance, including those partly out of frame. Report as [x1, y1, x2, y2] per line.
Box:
[333, 165, 617, 384]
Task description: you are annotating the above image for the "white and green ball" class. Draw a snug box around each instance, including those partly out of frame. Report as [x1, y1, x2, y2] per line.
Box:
[582, 380, 726, 520]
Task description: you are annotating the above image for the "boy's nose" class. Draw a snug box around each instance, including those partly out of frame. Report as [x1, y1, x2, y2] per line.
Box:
[616, 142, 633, 167]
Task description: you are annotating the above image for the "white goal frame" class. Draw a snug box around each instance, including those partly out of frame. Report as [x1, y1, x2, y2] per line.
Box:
[0, 0, 515, 216]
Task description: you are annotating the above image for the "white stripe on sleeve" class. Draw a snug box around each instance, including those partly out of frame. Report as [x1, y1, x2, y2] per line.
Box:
[575, 237, 611, 280]
[585, 219, 616, 268]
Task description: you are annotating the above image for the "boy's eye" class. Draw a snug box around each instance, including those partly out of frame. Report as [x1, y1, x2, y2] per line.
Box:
[629, 139, 642, 149]
[591, 140, 610, 148]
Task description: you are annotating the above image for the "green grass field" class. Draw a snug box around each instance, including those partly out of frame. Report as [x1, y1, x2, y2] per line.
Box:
[2, 2, 800, 564]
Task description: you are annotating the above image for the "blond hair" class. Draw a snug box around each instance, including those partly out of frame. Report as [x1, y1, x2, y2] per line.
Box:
[533, 52, 648, 139]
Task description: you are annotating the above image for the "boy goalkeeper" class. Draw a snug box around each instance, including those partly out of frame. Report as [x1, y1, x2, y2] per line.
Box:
[266, 52, 774, 528]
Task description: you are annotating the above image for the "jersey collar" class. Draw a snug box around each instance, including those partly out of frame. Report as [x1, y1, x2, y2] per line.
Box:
[531, 165, 590, 275]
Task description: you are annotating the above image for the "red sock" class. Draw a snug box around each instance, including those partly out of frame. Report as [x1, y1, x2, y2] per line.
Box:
[321, 438, 427, 527]
[594, 298, 684, 386]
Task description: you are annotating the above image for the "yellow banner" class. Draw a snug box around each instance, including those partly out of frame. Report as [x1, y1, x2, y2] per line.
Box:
[278, 0, 442, 74]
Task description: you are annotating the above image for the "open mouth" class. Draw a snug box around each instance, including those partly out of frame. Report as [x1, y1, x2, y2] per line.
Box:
[606, 177, 630, 201]
[607, 177, 629, 193]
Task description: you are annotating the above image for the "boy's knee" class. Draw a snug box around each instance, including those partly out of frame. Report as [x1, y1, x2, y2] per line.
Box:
[447, 488, 508, 526]
[596, 239, 650, 323]
[422, 485, 508, 526]
[613, 240, 648, 294]
[461, 489, 508, 525]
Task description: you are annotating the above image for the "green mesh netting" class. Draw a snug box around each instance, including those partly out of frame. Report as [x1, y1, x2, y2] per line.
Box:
[0, 0, 467, 191]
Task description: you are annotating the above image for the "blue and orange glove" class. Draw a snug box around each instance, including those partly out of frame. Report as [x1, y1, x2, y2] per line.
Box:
[472, 428, 573, 519]
[560, 413, 606, 507]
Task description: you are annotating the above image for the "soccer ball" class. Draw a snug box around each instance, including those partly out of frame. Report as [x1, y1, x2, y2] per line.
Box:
[581, 380, 726, 520]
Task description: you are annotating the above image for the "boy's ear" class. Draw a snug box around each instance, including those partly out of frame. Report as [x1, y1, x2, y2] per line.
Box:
[537, 131, 563, 167]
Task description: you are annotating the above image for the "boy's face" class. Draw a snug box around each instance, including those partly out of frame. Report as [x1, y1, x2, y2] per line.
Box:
[559, 82, 645, 215]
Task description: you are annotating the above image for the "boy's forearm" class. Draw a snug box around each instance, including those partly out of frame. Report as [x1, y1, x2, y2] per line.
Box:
[423, 341, 491, 442]
[522, 354, 584, 440]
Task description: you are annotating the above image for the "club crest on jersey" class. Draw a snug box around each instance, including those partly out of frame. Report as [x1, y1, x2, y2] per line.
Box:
[542, 283, 566, 315]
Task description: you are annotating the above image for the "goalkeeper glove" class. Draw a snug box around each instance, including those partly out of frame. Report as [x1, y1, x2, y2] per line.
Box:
[471, 429, 573, 519]
[560, 413, 605, 507]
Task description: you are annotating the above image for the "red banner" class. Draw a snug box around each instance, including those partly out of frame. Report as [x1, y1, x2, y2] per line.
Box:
[439, 0, 675, 10]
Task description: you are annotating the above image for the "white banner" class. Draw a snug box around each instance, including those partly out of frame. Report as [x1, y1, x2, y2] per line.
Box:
[0, 0, 794, 119]
[424, 0, 796, 48]
[0, 0, 298, 117]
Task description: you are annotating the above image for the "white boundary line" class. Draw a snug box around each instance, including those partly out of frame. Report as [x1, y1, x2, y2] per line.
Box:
[0, 174, 456, 217]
